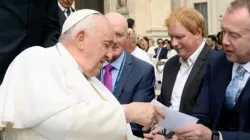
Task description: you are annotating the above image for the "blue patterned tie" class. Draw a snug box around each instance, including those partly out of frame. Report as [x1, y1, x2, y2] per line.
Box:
[225, 65, 247, 109]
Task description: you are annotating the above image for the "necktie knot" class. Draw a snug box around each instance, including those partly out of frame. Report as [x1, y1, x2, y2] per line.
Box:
[105, 64, 114, 72]
[103, 64, 113, 92]
[236, 65, 246, 76]
[225, 65, 247, 109]
[66, 8, 71, 17]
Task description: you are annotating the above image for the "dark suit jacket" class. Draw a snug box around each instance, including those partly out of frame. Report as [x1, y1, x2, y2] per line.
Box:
[97, 51, 155, 137]
[213, 45, 220, 51]
[192, 52, 250, 140]
[0, 0, 60, 84]
[58, 7, 76, 28]
[157, 45, 212, 115]
[153, 47, 168, 60]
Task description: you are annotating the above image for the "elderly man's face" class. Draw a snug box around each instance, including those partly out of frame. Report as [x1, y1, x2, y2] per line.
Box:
[106, 17, 128, 62]
[79, 16, 115, 77]
[222, 7, 250, 64]
[168, 22, 202, 60]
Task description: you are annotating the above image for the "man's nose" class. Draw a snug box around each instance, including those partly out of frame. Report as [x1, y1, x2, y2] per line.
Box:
[105, 51, 113, 61]
[171, 38, 179, 48]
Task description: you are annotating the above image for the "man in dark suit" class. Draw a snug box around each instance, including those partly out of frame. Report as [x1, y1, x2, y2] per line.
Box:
[206, 34, 219, 50]
[158, 45, 211, 115]
[153, 38, 168, 60]
[157, 7, 211, 115]
[144, 6, 212, 140]
[58, 0, 76, 28]
[171, 0, 250, 140]
[0, 0, 60, 84]
[98, 12, 155, 138]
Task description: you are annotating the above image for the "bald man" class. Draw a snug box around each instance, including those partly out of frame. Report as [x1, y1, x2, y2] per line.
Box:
[97, 12, 155, 138]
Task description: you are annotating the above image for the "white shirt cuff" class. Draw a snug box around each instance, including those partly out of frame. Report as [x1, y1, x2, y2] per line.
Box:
[219, 131, 223, 140]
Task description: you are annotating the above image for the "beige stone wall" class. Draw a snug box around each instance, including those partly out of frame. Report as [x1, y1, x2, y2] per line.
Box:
[174, 0, 234, 35]
[104, 0, 172, 40]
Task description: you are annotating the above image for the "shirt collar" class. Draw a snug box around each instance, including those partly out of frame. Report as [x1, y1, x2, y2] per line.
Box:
[234, 62, 250, 74]
[179, 38, 206, 67]
[103, 51, 125, 70]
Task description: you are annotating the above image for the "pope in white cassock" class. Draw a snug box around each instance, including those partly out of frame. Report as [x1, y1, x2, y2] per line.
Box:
[0, 9, 165, 140]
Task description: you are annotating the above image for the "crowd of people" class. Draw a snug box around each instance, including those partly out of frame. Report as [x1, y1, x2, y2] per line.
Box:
[0, 0, 249, 140]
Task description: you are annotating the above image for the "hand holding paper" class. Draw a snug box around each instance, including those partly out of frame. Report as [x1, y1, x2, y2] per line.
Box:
[151, 99, 198, 133]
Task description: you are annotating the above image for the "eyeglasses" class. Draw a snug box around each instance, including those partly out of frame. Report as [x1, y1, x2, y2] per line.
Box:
[158, 42, 163, 44]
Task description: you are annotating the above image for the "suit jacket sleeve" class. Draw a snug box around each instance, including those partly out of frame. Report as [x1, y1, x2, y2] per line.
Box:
[192, 55, 212, 128]
[42, 0, 60, 47]
[132, 65, 155, 102]
[219, 131, 250, 140]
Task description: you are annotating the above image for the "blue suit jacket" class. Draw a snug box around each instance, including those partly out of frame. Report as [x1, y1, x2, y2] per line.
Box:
[97, 51, 155, 137]
[192, 51, 250, 140]
[98, 51, 155, 104]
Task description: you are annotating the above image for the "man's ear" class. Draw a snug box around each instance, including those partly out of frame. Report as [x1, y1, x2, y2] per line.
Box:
[76, 30, 85, 50]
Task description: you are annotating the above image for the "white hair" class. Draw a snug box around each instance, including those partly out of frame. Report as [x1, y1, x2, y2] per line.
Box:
[128, 28, 136, 40]
[59, 14, 101, 43]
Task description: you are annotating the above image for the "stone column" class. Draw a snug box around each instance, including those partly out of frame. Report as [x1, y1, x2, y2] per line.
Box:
[133, 0, 172, 39]
[104, 0, 172, 39]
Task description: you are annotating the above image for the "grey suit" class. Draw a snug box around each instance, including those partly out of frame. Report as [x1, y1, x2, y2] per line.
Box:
[157, 45, 212, 115]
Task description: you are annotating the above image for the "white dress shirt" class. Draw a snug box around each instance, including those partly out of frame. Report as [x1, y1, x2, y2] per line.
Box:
[131, 46, 153, 65]
[170, 40, 205, 111]
[58, 2, 73, 18]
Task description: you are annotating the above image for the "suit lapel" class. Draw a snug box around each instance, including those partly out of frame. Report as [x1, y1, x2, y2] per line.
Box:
[58, 8, 66, 26]
[113, 52, 132, 99]
[238, 79, 250, 129]
[179, 45, 211, 111]
[163, 57, 181, 106]
[96, 73, 101, 81]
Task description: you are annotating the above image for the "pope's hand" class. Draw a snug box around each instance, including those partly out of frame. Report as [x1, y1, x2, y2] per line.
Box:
[123, 103, 165, 128]
[143, 126, 165, 140]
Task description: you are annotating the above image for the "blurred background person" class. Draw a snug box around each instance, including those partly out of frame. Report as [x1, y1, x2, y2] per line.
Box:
[58, 0, 76, 28]
[206, 34, 219, 50]
[166, 43, 177, 60]
[148, 39, 157, 60]
[153, 38, 168, 60]
[127, 29, 153, 65]
[140, 36, 150, 52]
[164, 39, 171, 49]
[127, 18, 135, 29]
